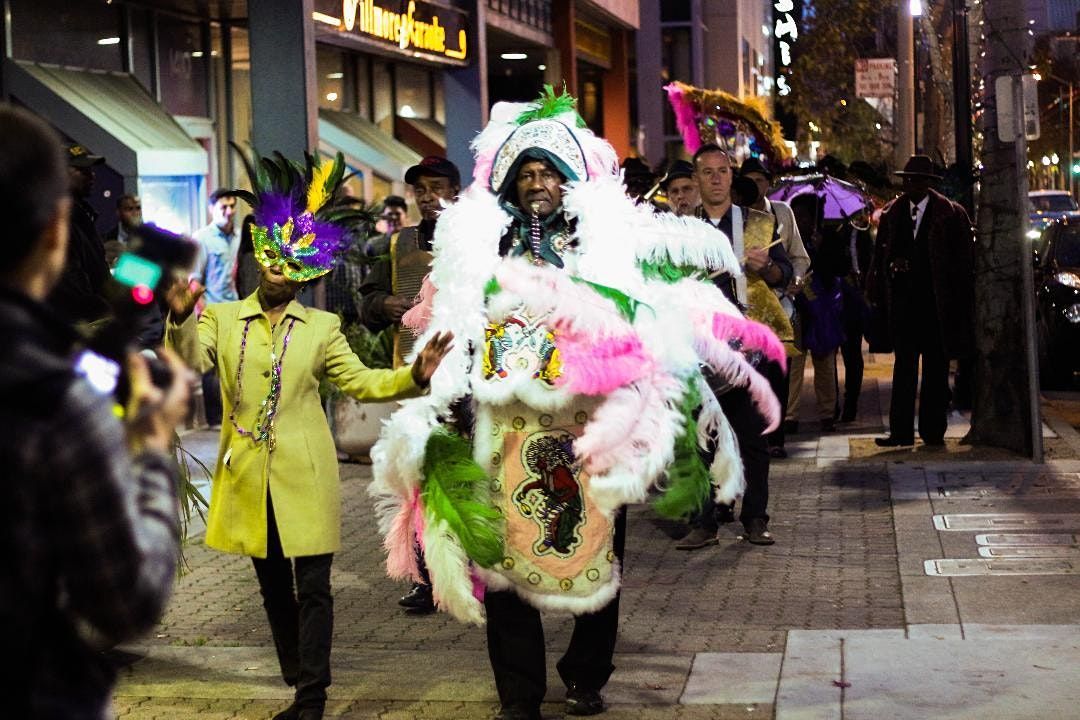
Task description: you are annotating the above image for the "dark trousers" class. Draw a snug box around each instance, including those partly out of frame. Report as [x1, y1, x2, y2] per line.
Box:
[889, 336, 949, 444]
[839, 324, 864, 419]
[252, 496, 333, 710]
[483, 509, 626, 712]
[202, 369, 223, 426]
[765, 359, 790, 449]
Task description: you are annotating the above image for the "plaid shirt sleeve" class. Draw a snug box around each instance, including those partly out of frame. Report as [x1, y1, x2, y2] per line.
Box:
[41, 379, 180, 644]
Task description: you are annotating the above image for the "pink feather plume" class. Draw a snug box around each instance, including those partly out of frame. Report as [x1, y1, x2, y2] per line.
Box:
[711, 313, 788, 372]
[384, 488, 421, 581]
[401, 275, 437, 336]
[665, 83, 702, 155]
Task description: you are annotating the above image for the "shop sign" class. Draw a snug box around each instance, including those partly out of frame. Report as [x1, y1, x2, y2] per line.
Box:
[772, 0, 801, 97]
[314, 0, 468, 63]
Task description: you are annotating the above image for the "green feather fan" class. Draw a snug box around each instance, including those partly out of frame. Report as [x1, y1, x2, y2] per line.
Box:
[515, 83, 587, 128]
[421, 429, 504, 568]
[652, 378, 713, 520]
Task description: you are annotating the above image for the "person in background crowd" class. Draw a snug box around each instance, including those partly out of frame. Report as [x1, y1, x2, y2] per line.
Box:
[47, 142, 111, 325]
[165, 150, 453, 720]
[620, 156, 657, 204]
[832, 208, 874, 422]
[358, 156, 461, 615]
[741, 157, 810, 457]
[0, 102, 191, 720]
[660, 159, 699, 217]
[679, 144, 791, 549]
[192, 189, 241, 428]
[867, 155, 975, 448]
[104, 193, 143, 267]
[366, 195, 408, 259]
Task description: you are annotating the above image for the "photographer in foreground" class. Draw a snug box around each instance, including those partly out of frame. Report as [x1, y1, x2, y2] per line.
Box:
[0, 104, 192, 719]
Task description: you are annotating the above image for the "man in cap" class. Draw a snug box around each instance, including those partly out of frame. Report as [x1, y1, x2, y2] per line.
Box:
[47, 143, 111, 324]
[104, 193, 143, 267]
[866, 155, 974, 447]
[359, 156, 460, 349]
[359, 155, 460, 614]
[660, 159, 699, 216]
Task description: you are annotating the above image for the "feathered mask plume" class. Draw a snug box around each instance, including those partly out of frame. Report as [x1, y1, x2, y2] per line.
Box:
[230, 144, 372, 281]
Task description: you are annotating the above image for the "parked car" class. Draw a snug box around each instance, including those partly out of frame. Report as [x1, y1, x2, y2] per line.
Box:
[1035, 214, 1080, 388]
[1029, 189, 1079, 233]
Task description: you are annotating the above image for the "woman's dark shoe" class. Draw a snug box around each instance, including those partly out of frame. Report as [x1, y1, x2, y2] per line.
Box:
[874, 436, 914, 447]
[565, 684, 606, 716]
[768, 445, 788, 459]
[398, 582, 435, 612]
[493, 705, 542, 720]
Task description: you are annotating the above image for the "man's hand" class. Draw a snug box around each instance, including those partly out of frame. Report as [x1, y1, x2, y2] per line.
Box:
[384, 294, 415, 322]
[411, 331, 455, 387]
[163, 277, 206, 323]
[125, 347, 195, 453]
[744, 247, 771, 274]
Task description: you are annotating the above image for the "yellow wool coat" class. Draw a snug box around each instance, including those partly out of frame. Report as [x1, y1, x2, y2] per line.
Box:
[167, 292, 422, 558]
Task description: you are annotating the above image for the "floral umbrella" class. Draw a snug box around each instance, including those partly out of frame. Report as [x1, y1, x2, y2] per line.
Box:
[768, 174, 871, 220]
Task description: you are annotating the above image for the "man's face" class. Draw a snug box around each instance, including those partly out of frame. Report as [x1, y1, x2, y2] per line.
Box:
[381, 205, 405, 233]
[413, 175, 457, 223]
[666, 177, 700, 216]
[68, 166, 93, 197]
[515, 160, 563, 217]
[210, 196, 237, 230]
[118, 196, 142, 229]
[693, 151, 733, 206]
[902, 175, 931, 203]
[746, 172, 770, 203]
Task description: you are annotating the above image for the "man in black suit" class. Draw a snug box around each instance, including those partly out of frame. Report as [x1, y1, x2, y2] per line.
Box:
[866, 155, 975, 447]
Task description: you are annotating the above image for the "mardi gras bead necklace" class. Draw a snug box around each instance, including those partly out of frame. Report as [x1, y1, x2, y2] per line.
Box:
[230, 316, 297, 451]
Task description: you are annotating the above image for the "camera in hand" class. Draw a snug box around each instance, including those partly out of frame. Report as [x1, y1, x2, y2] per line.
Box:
[83, 224, 198, 403]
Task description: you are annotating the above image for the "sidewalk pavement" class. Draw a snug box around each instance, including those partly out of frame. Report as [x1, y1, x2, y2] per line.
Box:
[114, 352, 1080, 719]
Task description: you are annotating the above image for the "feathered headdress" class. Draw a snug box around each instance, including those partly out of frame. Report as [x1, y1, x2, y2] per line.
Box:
[471, 85, 618, 192]
[231, 145, 371, 281]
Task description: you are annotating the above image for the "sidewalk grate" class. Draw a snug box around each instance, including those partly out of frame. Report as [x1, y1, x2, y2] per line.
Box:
[924, 558, 1080, 576]
[932, 513, 1080, 531]
[975, 533, 1080, 546]
[977, 546, 1080, 558]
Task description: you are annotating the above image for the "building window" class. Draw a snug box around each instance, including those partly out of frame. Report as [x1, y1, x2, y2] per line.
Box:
[317, 45, 345, 111]
[157, 14, 209, 117]
[372, 59, 394, 131]
[356, 55, 372, 120]
[129, 8, 155, 93]
[395, 63, 434, 120]
[10, 0, 123, 71]
[660, 0, 692, 23]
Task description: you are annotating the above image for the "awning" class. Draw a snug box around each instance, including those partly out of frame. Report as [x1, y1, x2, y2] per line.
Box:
[318, 108, 421, 183]
[397, 116, 447, 157]
[2, 60, 208, 183]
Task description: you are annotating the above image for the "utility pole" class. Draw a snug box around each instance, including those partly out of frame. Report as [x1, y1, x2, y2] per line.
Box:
[952, 0, 974, 214]
[896, 0, 916, 169]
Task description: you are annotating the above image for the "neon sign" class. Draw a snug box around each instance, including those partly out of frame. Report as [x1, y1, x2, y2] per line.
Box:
[773, 0, 801, 97]
[314, 0, 468, 63]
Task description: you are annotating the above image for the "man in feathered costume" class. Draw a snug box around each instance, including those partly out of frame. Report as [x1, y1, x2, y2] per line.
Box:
[370, 88, 786, 720]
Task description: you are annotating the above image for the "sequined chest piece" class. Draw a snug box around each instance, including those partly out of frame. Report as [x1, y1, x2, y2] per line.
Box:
[483, 308, 562, 386]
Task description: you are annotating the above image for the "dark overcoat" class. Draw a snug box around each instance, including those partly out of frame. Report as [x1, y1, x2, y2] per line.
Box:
[865, 188, 975, 359]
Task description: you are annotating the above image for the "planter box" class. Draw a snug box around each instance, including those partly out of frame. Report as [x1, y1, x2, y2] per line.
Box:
[328, 397, 396, 458]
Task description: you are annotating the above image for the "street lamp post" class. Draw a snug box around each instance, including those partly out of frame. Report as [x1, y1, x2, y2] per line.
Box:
[896, 0, 916, 169]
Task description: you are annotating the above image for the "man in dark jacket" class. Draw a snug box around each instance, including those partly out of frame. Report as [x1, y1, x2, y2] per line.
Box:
[47, 143, 112, 325]
[0, 104, 191, 720]
[866, 155, 975, 447]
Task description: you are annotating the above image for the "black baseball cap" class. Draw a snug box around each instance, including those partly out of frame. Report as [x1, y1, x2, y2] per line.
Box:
[660, 159, 694, 189]
[405, 156, 461, 187]
[65, 143, 105, 168]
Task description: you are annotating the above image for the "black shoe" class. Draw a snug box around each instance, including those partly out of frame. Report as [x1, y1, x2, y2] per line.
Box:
[398, 582, 434, 610]
[297, 709, 323, 720]
[272, 704, 299, 720]
[922, 437, 945, 447]
[840, 409, 857, 423]
[874, 436, 914, 447]
[742, 518, 775, 546]
[783, 419, 799, 435]
[675, 526, 719, 550]
[565, 685, 606, 716]
[494, 705, 541, 720]
[821, 418, 835, 432]
[768, 445, 788, 459]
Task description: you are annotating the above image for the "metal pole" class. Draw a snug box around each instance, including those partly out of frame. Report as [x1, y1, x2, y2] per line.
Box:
[897, 1, 916, 169]
[1015, 75, 1044, 462]
[1070, 81, 1075, 199]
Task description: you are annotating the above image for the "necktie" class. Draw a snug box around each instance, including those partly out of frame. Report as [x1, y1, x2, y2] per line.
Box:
[911, 204, 919, 237]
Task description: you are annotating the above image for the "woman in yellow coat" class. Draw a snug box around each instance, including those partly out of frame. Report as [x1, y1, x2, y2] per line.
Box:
[165, 151, 452, 720]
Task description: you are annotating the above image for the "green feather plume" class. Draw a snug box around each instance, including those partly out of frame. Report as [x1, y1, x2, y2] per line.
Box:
[652, 378, 713, 520]
[569, 277, 645, 322]
[515, 83, 587, 128]
[421, 429, 504, 568]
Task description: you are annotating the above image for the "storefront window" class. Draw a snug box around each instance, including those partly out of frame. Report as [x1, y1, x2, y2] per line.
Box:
[372, 60, 394, 131]
[157, 14, 209, 117]
[10, 0, 122, 71]
[395, 63, 433, 120]
[317, 45, 345, 111]
[356, 55, 372, 120]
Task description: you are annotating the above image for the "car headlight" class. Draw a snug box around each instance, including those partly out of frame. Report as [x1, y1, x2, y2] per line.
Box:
[1054, 272, 1080, 289]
